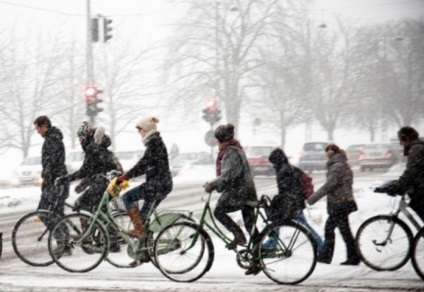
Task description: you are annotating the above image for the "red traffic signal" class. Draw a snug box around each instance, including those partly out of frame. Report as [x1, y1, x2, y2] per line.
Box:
[84, 87, 104, 117]
[205, 98, 218, 112]
[202, 98, 221, 124]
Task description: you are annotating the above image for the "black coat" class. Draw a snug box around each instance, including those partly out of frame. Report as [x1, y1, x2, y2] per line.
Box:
[125, 132, 173, 200]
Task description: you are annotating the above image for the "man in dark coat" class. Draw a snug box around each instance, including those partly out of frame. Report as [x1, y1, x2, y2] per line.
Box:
[34, 116, 69, 250]
[389, 126, 424, 220]
[118, 117, 173, 239]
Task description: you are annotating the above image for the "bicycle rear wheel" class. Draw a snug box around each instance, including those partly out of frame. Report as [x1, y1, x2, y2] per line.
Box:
[355, 215, 413, 271]
[12, 211, 59, 267]
[48, 213, 108, 273]
[411, 227, 424, 281]
[154, 221, 214, 282]
[260, 222, 316, 285]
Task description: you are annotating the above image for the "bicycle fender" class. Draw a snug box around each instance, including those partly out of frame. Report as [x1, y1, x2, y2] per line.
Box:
[149, 213, 189, 233]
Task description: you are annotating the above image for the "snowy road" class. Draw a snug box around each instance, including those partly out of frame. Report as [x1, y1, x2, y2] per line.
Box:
[0, 166, 423, 291]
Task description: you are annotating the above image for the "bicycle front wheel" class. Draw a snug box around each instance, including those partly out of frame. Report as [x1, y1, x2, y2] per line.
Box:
[154, 221, 214, 282]
[355, 215, 413, 271]
[260, 222, 317, 285]
[48, 213, 108, 273]
[411, 227, 424, 281]
[12, 211, 59, 267]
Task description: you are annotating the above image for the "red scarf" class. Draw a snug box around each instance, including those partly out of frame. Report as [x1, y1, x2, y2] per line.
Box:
[216, 138, 242, 176]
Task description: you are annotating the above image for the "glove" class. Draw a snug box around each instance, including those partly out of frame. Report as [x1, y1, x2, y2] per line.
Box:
[203, 182, 215, 193]
[107, 177, 130, 198]
[55, 176, 69, 187]
[117, 175, 128, 184]
[385, 184, 401, 196]
[74, 178, 90, 194]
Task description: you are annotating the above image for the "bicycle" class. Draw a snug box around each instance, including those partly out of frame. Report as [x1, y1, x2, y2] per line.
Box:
[47, 170, 193, 273]
[355, 180, 423, 271]
[152, 192, 317, 284]
[411, 226, 424, 280]
[11, 188, 74, 267]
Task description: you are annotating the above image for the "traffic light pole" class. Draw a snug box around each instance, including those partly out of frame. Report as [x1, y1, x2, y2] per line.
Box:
[86, 0, 95, 124]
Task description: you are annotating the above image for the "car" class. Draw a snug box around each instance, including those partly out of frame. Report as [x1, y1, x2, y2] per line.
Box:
[298, 142, 330, 173]
[66, 150, 84, 173]
[115, 150, 143, 172]
[170, 152, 212, 176]
[11, 156, 43, 187]
[244, 146, 276, 176]
[345, 144, 365, 166]
[358, 143, 399, 172]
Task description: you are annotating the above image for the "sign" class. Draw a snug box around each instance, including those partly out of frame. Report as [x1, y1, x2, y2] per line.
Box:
[205, 130, 216, 147]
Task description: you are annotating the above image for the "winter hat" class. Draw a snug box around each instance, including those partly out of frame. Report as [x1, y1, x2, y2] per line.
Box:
[137, 117, 159, 133]
[77, 121, 95, 137]
[214, 124, 235, 143]
[268, 148, 288, 165]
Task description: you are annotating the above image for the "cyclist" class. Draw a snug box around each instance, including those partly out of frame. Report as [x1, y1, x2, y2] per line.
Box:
[33, 116, 70, 253]
[203, 124, 260, 275]
[387, 126, 424, 221]
[262, 148, 324, 252]
[117, 117, 173, 240]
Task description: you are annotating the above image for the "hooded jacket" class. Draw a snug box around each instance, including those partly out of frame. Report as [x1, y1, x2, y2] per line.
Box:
[41, 126, 68, 186]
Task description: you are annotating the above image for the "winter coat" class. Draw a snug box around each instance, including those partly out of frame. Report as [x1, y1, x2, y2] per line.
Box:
[211, 145, 257, 208]
[125, 132, 173, 201]
[396, 139, 424, 206]
[41, 126, 68, 200]
[307, 153, 357, 216]
[67, 131, 118, 182]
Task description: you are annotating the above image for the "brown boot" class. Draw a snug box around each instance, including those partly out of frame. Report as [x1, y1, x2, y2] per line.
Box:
[226, 225, 247, 250]
[126, 206, 144, 239]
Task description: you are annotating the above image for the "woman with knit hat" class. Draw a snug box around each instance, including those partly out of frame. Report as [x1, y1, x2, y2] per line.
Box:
[118, 117, 173, 241]
[203, 124, 260, 275]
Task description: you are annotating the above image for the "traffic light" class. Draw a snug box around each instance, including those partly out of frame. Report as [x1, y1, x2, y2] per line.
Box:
[84, 87, 104, 117]
[103, 17, 113, 42]
[90, 18, 99, 42]
[202, 98, 221, 124]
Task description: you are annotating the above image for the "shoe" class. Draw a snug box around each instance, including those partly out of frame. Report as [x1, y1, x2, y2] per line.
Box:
[340, 257, 360, 266]
[53, 244, 72, 258]
[317, 258, 331, 264]
[109, 244, 121, 253]
[245, 265, 262, 276]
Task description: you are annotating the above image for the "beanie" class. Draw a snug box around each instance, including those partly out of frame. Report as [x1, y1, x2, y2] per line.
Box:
[137, 117, 159, 132]
[214, 124, 235, 143]
[77, 121, 95, 138]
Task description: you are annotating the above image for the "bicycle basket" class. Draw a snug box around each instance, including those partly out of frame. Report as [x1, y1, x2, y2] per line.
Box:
[108, 196, 139, 213]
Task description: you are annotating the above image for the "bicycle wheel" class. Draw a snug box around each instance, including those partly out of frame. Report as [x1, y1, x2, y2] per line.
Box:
[411, 227, 424, 281]
[48, 213, 108, 273]
[12, 211, 60, 267]
[153, 221, 214, 282]
[259, 222, 316, 285]
[355, 215, 413, 271]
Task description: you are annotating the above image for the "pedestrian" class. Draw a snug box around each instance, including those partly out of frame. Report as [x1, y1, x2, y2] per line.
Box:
[203, 123, 260, 275]
[307, 143, 360, 265]
[33, 116, 70, 252]
[117, 117, 173, 240]
[56, 121, 122, 251]
[262, 148, 324, 252]
[387, 126, 424, 221]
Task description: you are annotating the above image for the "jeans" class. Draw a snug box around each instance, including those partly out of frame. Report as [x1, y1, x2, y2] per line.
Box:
[122, 184, 162, 221]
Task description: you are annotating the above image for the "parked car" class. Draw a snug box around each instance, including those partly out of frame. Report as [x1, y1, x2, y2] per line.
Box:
[298, 142, 330, 173]
[170, 152, 212, 176]
[115, 150, 143, 172]
[245, 146, 276, 176]
[11, 156, 43, 187]
[345, 144, 365, 166]
[66, 150, 84, 174]
[358, 143, 399, 172]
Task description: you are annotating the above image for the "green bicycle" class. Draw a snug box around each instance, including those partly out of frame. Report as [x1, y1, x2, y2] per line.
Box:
[47, 170, 193, 273]
[152, 192, 317, 284]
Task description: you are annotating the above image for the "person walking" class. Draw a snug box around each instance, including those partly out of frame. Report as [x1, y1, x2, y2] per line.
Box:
[307, 144, 360, 265]
[387, 126, 424, 221]
[33, 116, 70, 252]
[262, 148, 324, 252]
[203, 124, 260, 275]
[117, 117, 173, 240]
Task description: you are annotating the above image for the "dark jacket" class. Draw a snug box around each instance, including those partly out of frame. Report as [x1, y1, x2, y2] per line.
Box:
[396, 139, 424, 205]
[211, 146, 257, 208]
[125, 132, 173, 200]
[307, 153, 357, 216]
[41, 127, 68, 201]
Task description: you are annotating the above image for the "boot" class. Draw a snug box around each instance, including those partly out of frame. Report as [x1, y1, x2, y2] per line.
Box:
[126, 206, 145, 239]
[226, 225, 246, 250]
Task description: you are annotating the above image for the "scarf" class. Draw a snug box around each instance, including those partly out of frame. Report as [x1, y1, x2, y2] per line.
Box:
[216, 138, 242, 176]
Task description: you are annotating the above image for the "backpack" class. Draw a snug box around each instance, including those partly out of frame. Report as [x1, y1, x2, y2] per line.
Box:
[266, 194, 297, 224]
[293, 166, 314, 199]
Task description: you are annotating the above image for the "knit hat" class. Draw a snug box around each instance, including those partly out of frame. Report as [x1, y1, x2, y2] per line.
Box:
[214, 124, 235, 143]
[137, 117, 159, 132]
[77, 121, 95, 137]
[268, 148, 288, 165]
